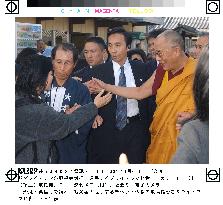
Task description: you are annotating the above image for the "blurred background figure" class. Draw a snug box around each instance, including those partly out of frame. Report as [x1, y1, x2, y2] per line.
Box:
[55, 35, 63, 45]
[194, 32, 209, 59]
[42, 40, 53, 58]
[37, 39, 46, 55]
[171, 46, 209, 164]
[127, 48, 147, 63]
[186, 47, 197, 59]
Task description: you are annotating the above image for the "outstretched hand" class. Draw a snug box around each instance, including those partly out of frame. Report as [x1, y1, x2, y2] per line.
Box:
[94, 89, 112, 108]
[92, 78, 107, 91]
[84, 80, 102, 94]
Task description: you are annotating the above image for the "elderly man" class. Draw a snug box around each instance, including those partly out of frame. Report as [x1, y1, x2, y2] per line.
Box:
[93, 30, 197, 164]
[194, 32, 209, 59]
[44, 43, 93, 164]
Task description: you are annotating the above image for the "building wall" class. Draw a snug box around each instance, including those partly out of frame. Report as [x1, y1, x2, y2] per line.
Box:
[97, 27, 108, 40]
[72, 19, 95, 34]
[133, 26, 146, 32]
[97, 23, 133, 42]
[15, 17, 36, 24]
[123, 23, 133, 32]
[41, 18, 69, 31]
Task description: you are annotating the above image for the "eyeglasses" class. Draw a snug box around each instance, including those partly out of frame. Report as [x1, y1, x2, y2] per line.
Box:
[155, 45, 178, 58]
[155, 49, 166, 58]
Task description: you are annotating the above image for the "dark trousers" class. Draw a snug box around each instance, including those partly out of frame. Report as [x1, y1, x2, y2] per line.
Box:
[87, 118, 148, 164]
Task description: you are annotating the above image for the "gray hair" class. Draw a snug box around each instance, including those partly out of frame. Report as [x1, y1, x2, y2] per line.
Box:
[158, 30, 184, 50]
[198, 32, 209, 38]
[193, 45, 209, 121]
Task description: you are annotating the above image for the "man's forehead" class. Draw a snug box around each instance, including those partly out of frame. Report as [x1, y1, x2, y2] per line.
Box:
[84, 42, 101, 50]
[55, 49, 73, 59]
[155, 37, 167, 49]
[108, 33, 125, 43]
[148, 38, 156, 43]
[197, 36, 209, 45]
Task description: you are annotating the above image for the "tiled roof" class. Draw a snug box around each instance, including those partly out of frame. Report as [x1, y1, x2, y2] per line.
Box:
[153, 17, 209, 32]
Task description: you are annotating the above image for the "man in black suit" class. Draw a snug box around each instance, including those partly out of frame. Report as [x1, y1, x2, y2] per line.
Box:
[87, 27, 151, 164]
[73, 36, 107, 83]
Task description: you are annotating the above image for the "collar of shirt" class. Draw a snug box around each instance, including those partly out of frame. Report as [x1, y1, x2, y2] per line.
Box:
[112, 59, 139, 117]
[112, 58, 130, 85]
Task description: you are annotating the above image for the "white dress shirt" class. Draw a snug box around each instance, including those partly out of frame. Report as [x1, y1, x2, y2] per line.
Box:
[112, 59, 139, 117]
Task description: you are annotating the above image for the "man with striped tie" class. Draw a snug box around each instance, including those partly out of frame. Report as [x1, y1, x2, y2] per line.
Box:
[87, 27, 152, 164]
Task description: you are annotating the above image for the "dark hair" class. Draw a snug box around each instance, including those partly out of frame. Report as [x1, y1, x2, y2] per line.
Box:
[47, 40, 52, 46]
[15, 47, 37, 64]
[198, 32, 209, 38]
[147, 28, 166, 40]
[85, 36, 106, 50]
[55, 35, 63, 45]
[107, 27, 132, 48]
[193, 46, 209, 121]
[16, 54, 52, 101]
[127, 48, 147, 63]
[51, 43, 79, 64]
[37, 39, 44, 43]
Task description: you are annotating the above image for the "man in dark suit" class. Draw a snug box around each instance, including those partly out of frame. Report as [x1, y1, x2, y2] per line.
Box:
[73, 36, 107, 83]
[73, 37, 108, 129]
[87, 27, 151, 164]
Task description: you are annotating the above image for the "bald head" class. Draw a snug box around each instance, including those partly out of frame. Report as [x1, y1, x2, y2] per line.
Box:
[154, 30, 188, 72]
[157, 30, 184, 51]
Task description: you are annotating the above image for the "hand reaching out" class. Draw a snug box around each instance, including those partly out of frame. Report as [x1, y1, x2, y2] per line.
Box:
[94, 90, 112, 108]
[92, 78, 107, 91]
[84, 80, 102, 94]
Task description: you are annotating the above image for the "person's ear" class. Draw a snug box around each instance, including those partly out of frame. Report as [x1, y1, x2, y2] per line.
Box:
[175, 47, 181, 56]
[102, 50, 107, 62]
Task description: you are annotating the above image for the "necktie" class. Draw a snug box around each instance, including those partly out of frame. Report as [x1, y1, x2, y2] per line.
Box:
[116, 66, 127, 130]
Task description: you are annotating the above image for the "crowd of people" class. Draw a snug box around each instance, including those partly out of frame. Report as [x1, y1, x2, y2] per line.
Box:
[15, 27, 209, 164]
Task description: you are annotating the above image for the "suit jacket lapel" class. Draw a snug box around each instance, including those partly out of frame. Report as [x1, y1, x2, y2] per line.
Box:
[104, 61, 115, 85]
[130, 61, 141, 86]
